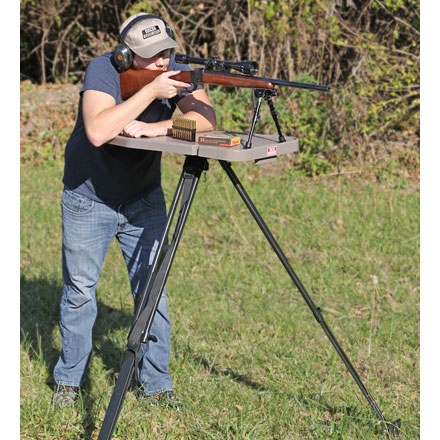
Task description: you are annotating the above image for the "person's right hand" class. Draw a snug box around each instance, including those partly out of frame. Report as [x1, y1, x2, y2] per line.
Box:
[149, 70, 191, 100]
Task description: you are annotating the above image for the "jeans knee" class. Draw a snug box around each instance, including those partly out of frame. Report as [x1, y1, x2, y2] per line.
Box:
[61, 284, 97, 316]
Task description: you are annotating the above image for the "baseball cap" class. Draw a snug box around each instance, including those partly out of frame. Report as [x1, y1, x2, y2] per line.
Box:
[119, 13, 178, 58]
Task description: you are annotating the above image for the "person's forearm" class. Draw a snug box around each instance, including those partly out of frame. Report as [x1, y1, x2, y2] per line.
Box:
[84, 84, 157, 146]
[145, 108, 216, 136]
[148, 109, 215, 136]
[180, 109, 216, 132]
[175, 89, 216, 134]
[120, 109, 215, 139]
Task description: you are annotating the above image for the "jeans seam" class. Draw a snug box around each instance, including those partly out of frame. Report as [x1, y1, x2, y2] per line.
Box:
[55, 381, 80, 387]
[142, 387, 173, 397]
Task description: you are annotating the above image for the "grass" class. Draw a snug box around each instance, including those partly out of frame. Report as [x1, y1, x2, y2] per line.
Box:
[20, 156, 419, 439]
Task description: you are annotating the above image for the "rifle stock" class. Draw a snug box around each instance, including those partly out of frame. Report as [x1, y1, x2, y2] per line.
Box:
[119, 69, 328, 100]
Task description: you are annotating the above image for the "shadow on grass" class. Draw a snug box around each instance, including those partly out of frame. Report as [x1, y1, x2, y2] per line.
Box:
[21, 276, 385, 437]
[180, 342, 380, 436]
[195, 354, 269, 392]
[20, 275, 134, 439]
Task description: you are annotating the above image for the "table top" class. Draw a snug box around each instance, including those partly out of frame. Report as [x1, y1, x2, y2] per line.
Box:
[109, 131, 299, 163]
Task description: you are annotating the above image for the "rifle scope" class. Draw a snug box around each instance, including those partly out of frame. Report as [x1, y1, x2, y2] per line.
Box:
[175, 54, 258, 76]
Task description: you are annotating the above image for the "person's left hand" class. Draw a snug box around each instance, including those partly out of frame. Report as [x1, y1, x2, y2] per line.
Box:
[120, 120, 163, 138]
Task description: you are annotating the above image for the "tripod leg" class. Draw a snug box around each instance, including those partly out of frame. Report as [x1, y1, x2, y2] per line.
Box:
[218, 160, 400, 436]
[97, 350, 136, 440]
[133, 167, 186, 320]
[98, 156, 208, 440]
[128, 156, 208, 350]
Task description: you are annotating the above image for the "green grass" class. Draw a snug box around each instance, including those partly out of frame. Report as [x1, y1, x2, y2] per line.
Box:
[20, 157, 419, 439]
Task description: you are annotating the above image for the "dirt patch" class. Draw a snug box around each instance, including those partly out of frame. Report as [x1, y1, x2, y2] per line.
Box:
[20, 81, 81, 108]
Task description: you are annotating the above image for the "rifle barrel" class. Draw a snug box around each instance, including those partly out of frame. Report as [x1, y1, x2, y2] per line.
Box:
[202, 70, 329, 92]
[270, 78, 329, 92]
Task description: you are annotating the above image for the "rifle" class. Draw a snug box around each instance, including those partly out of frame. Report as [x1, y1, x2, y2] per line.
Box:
[119, 54, 330, 148]
[119, 54, 329, 99]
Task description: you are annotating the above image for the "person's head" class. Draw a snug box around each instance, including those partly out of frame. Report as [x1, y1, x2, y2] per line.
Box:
[113, 13, 178, 72]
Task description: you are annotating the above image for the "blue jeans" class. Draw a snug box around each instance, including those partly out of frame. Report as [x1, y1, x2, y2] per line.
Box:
[53, 186, 173, 396]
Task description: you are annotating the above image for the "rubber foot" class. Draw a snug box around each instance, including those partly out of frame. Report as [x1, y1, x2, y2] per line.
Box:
[386, 418, 401, 437]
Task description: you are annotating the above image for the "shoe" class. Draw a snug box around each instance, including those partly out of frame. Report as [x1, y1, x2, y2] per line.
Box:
[135, 389, 182, 409]
[52, 385, 79, 407]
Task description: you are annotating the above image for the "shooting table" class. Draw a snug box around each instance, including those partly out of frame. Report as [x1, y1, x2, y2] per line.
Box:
[97, 132, 399, 440]
[107, 130, 299, 163]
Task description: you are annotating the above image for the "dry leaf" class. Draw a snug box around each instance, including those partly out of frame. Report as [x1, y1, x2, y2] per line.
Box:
[370, 275, 379, 285]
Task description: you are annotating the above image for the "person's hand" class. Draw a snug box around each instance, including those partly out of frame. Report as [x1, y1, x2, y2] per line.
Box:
[149, 70, 191, 99]
[120, 120, 165, 138]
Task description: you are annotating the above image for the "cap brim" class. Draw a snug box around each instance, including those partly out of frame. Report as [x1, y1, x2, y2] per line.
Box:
[132, 37, 178, 58]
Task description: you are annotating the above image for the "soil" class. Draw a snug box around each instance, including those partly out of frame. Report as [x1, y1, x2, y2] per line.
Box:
[20, 82, 81, 108]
